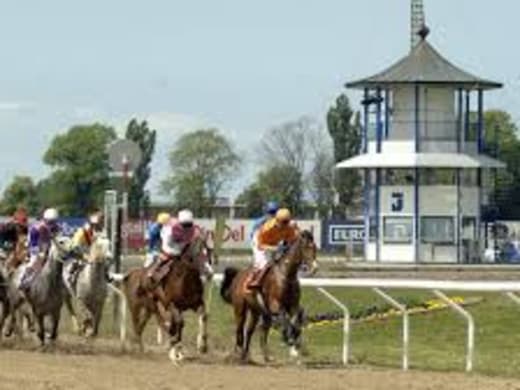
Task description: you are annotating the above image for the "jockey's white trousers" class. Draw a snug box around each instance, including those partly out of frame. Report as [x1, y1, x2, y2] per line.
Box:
[27, 253, 39, 268]
[253, 245, 269, 269]
[144, 252, 157, 268]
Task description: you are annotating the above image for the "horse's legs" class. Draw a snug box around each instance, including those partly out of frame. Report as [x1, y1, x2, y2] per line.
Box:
[36, 314, 45, 347]
[63, 291, 80, 334]
[260, 313, 273, 363]
[196, 303, 208, 354]
[168, 306, 184, 365]
[92, 299, 106, 338]
[233, 303, 246, 355]
[130, 303, 149, 351]
[49, 312, 60, 346]
[241, 310, 259, 363]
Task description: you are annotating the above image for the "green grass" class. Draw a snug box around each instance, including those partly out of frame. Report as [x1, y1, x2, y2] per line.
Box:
[55, 286, 520, 378]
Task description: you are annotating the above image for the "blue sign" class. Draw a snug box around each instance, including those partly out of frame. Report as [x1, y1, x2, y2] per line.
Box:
[391, 192, 404, 212]
[322, 220, 365, 251]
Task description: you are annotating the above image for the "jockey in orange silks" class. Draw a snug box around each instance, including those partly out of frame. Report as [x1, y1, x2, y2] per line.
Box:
[249, 208, 298, 288]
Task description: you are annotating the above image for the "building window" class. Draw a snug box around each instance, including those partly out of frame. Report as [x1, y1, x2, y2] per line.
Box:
[384, 217, 413, 244]
[420, 169, 457, 185]
[462, 217, 476, 240]
[382, 169, 415, 185]
[421, 216, 455, 244]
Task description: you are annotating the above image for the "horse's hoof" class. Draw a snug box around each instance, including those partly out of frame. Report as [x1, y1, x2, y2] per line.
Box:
[289, 346, 300, 359]
[197, 344, 208, 354]
[263, 355, 275, 364]
[168, 346, 184, 365]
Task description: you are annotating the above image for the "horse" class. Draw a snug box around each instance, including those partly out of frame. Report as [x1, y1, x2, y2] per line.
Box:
[23, 235, 72, 347]
[2, 233, 36, 339]
[120, 231, 212, 363]
[220, 230, 318, 363]
[63, 235, 112, 338]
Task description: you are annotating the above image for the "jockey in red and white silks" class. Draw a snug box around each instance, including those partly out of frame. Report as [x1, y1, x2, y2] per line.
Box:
[160, 209, 213, 278]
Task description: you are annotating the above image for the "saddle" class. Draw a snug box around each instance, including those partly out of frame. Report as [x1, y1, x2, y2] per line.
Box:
[148, 257, 174, 285]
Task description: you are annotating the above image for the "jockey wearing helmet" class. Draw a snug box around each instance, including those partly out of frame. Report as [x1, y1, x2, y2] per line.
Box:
[159, 209, 213, 277]
[0, 207, 29, 256]
[249, 208, 298, 288]
[144, 212, 171, 268]
[18, 208, 61, 290]
[66, 210, 108, 289]
[249, 201, 279, 242]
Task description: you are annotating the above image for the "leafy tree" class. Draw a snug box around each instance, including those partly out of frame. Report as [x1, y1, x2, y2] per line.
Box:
[236, 164, 304, 218]
[483, 110, 520, 219]
[125, 119, 157, 218]
[43, 123, 117, 215]
[161, 129, 240, 216]
[326, 94, 362, 216]
[0, 176, 39, 215]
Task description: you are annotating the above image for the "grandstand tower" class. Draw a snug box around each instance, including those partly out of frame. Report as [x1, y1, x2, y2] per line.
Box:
[337, 2, 504, 263]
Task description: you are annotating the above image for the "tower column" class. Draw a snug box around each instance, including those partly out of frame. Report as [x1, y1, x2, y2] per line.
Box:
[375, 88, 383, 262]
[414, 84, 420, 263]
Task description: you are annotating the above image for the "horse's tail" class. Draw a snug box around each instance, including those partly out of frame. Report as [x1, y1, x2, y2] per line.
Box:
[220, 267, 239, 304]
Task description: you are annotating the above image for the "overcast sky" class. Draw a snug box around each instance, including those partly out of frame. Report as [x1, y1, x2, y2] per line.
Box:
[0, 0, 517, 200]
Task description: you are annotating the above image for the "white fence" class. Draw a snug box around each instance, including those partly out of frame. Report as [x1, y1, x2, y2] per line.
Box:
[111, 276, 520, 372]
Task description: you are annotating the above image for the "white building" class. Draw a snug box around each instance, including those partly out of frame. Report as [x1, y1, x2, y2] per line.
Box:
[338, 26, 505, 263]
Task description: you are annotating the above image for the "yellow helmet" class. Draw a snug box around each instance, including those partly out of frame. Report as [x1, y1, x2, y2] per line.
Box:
[157, 212, 171, 225]
[275, 208, 291, 223]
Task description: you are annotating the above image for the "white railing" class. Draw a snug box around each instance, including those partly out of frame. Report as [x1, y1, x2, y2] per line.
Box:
[213, 275, 520, 372]
[112, 274, 520, 372]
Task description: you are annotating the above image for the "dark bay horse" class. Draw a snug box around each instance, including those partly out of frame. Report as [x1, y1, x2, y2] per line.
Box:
[220, 230, 318, 363]
[121, 233, 212, 363]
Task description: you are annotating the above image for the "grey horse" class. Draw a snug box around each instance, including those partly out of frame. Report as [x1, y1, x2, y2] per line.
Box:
[23, 236, 72, 347]
[63, 235, 111, 338]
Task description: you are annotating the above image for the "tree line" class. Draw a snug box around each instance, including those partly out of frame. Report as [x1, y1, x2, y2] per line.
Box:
[2, 94, 520, 220]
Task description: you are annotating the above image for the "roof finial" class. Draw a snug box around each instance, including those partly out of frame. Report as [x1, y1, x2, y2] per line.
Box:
[418, 24, 430, 40]
[411, 0, 426, 49]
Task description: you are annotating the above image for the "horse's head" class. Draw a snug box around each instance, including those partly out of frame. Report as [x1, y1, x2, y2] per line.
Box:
[294, 230, 318, 275]
[49, 235, 74, 263]
[88, 235, 112, 264]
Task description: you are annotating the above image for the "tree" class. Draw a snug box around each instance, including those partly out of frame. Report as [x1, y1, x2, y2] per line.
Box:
[0, 176, 39, 215]
[326, 93, 362, 216]
[483, 110, 520, 219]
[125, 119, 157, 218]
[236, 164, 304, 218]
[161, 129, 240, 216]
[43, 123, 117, 215]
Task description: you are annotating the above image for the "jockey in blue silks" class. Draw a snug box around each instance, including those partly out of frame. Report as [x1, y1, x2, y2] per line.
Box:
[249, 201, 279, 244]
[18, 208, 61, 290]
[145, 212, 171, 268]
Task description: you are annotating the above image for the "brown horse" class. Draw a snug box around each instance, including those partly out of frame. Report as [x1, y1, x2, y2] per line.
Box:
[121, 233, 212, 363]
[220, 230, 318, 363]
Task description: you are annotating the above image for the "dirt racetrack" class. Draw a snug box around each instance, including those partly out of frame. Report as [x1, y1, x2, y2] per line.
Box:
[1, 350, 520, 390]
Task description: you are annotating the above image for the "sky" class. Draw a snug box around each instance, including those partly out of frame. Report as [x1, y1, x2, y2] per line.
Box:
[0, 0, 518, 201]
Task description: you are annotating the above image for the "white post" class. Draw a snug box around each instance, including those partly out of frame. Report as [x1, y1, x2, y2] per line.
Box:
[317, 288, 350, 365]
[433, 290, 474, 372]
[505, 292, 520, 306]
[108, 284, 127, 345]
[373, 288, 409, 370]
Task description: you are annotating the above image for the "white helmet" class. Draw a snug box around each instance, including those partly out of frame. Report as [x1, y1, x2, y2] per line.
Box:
[89, 213, 101, 225]
[178, 209, 194, 225]
[43, 208, 59, 222]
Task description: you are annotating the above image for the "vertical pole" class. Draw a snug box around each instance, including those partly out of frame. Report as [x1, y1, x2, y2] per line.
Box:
[457, 88, 463, 153]
[477, 89, 484, 153]
[477, 89, 484, 261]
[456, 169, 462, 263]
[363, 88, 370, 260]
[384, 89, 390, 139]
[464, 91, 471, 148]
[414, 84, 420, 262]
[375, 88, 382, 263]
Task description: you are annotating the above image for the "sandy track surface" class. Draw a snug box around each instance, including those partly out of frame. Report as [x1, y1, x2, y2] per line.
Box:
[0, 349, 519, 390]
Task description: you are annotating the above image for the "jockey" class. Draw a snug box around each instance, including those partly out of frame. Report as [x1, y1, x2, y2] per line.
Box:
[19, 208, 61, 290]
[249, 208, 298, 288]
[0, 207, 29, 254]
[249, 201, 279, 242]
[157, 209, 213, 278]
[67, 210, 107, 287]
[144, 212, 171, 268]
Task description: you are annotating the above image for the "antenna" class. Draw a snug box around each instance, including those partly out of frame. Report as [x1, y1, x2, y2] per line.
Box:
[411, 0, 425, 49]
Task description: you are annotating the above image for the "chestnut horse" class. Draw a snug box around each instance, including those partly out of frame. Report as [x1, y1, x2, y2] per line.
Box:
[220, 230, 318, 363]
[121, 233, 212, 363]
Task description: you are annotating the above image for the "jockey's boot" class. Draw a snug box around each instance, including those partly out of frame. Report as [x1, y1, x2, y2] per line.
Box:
[248, 266, 268, 289]
[104, 265, 113, 283]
